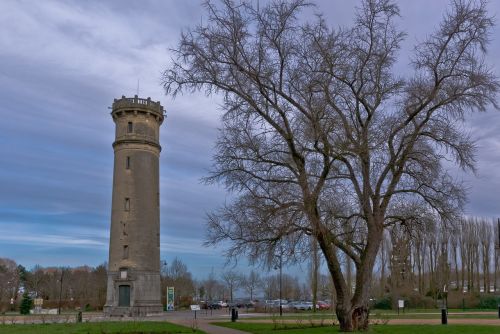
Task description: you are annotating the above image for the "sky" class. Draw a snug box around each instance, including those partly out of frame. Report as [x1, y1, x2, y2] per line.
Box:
[0, 0, 499, 280]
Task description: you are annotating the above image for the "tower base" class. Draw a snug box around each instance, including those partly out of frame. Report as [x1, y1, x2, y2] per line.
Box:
[104, 270, 162, 317]
[103, 304, 164, 317]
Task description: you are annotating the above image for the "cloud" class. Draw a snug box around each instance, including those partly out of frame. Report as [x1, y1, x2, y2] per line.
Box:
[0, 233, 106, 248]
[1, 0, 500, 278]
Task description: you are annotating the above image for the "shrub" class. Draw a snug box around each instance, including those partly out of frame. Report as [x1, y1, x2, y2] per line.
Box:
[19, 293, 33, 315]
[373, 296, 392, 310]
[406, 293, 435, 309]
[478, 295, 500, 309]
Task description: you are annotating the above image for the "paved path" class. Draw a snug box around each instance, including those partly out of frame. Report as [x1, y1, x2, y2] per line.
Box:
[168, 317, 249, 334]
[157, 309, 252, 334]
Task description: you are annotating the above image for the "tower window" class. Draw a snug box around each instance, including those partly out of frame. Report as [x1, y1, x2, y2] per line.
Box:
[124, 198, 130, 211]
[126, 156, 131, 169]
[123, 245, 129, 259]
[121, 221, 128, 236]
[127, 122, 133, 133]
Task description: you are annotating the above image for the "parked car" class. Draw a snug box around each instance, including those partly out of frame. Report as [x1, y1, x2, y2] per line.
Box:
[317, 301, 331, 310]
[206, 301, 222, 309]
[293, 301, 313, 310]
[235, 300, 254, 308]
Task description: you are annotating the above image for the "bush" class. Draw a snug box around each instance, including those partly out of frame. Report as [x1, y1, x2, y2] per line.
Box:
[405, 293, 435, 309]
[447, 291, 480, 309]
[478, 295, 500, 309]
[373, 296, 392, 310]
[19, 293, 33, 315]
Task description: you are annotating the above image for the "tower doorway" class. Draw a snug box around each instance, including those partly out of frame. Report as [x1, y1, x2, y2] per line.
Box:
[118, 285, 130, 307]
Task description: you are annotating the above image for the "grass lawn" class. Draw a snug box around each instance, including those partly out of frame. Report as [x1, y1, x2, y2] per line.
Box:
[0, 321, 205, 334]
[248, 311, 497, 320]
[216, 322, 500, 333]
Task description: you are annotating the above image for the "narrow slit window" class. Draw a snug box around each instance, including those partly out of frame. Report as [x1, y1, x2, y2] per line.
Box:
[123, 245, 129, 259]
[124, 198, 130, 211]
[127, 122, 133, 133]
[126, 156, 130, 169]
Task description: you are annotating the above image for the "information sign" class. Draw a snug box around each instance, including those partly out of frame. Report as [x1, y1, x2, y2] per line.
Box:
[166, 286, 175, 311]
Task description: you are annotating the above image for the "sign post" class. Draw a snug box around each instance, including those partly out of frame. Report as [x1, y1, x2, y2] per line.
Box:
[190, 304, 200, 319]
[398, 300, 404, 315]
[167, 287, 175, 311]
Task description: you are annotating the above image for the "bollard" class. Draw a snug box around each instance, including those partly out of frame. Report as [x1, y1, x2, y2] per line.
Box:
[441, 308, 447, 325]
[236, 309, 239, 320]
[77, 311, 82, 323]
[231, 308, 237, 322]
[498, 305, 500, 319]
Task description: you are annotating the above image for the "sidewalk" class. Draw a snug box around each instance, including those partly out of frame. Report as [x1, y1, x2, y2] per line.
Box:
[169, 317, 250, 334]
[161, 308, 252, 334]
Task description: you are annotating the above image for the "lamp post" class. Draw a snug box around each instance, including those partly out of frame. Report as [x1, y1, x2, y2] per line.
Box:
[279, 251, 282, 317]
[496, 218, 500, 318]
[58, 268, 65, 315]
[274, 247, 283, 317]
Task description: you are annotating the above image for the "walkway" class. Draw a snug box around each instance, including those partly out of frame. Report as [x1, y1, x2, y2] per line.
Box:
[161, 309, 251, 334]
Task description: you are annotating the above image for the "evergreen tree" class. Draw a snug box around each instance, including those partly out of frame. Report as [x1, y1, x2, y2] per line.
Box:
[19, 292, 32, 315]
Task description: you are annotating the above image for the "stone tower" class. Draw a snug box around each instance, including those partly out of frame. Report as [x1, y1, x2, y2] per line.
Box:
[104, 95, 164, 316]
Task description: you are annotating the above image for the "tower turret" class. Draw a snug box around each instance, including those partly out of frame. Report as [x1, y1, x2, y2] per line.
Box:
[104, 95, 164, 316]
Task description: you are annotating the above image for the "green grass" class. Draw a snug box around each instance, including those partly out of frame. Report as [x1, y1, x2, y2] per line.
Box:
[0, 321, 205, 334]
[371, 308, 497, 314]
[216, 322, 500, 333]
[247, 311, 497, 321]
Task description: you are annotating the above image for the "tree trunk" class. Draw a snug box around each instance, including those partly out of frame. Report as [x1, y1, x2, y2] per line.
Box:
[337, 304, 370, 332]
[311, 238, 319, 313]
[338, 220, 382, 331]
[379, 236, 386, 296]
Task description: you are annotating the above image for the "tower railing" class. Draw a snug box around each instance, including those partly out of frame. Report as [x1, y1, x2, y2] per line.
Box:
[113, 95, 165, 115]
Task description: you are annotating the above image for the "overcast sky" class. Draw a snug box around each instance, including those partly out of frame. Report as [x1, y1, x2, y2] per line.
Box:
[0, 0, 499, 279]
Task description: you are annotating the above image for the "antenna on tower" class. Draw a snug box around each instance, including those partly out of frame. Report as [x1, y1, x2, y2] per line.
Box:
[136, 79, 140, 96]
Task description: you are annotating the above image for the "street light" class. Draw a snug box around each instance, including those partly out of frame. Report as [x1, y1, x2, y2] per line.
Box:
[58, 268, 65, 315]
[274, 247, 283, 317]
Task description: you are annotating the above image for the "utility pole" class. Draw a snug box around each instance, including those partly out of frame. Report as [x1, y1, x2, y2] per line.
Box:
[58, 268, 65, 315]
[279, 250, 283, 317]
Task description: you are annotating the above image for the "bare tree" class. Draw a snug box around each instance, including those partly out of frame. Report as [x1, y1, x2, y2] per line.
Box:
[203, 270, 219, 301]
[495, 220, 500, 292]
[310, 237, 320, 312]
[478, 219, 492, 293]
[163, 0, 498, 330]
[0, 258, 19, 311]
[241, 270, 261, 301]
[221, 270, 241, 303]
[161, 258, 196, 307]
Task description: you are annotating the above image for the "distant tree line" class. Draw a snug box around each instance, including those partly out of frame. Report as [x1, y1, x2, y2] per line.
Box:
[0, 260, 107, 312]
[2, 217, 498, 313]
[367, 217, 500, 309]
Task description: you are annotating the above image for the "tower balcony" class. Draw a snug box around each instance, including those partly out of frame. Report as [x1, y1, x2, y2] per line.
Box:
[112, 95, 165, 121]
